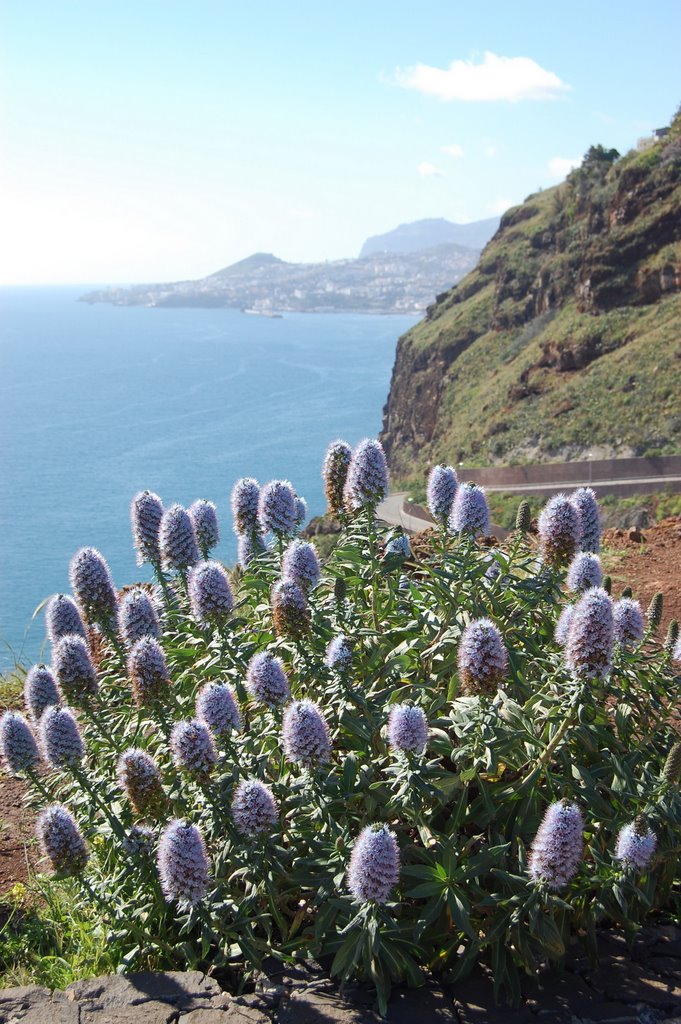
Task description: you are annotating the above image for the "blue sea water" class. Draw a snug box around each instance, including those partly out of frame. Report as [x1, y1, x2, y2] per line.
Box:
[0, 286, 413, 671]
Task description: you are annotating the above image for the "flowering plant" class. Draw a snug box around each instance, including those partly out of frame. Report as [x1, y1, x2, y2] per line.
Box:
[5, 437, 681, 1014]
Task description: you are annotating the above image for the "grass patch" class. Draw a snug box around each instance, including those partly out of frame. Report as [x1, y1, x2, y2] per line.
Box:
[0, 671, 25, 712]
[0, 880, 117, 989]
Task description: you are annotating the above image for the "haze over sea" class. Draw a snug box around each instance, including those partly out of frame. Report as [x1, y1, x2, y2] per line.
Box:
[0, 286, 413, 671]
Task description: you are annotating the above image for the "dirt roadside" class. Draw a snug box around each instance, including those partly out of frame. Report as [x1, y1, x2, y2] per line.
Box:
[603, 517, 681, 628]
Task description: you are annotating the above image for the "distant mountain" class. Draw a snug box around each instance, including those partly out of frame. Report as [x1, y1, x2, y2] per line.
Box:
[80, 243, 482, 315]
[206, 252, 286, 279]
[359, 217, 500, 258]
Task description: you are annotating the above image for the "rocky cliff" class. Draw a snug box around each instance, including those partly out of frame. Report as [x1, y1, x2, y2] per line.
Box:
[381, 111, 681, 483]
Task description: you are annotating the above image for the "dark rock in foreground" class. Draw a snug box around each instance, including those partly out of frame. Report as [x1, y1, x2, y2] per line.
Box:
[3, 924, 681, 1023]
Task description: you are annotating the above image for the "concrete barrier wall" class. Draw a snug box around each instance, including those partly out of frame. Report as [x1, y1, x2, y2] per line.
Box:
[456, 455, 681, 488]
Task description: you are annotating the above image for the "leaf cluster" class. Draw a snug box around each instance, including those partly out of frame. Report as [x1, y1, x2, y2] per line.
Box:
[15, 511, 681, 1009]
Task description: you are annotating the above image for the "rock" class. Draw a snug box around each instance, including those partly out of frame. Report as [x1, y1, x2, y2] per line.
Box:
[9, 1003, 80, 1024]
[587, 958, 681, 1011]
[523, 971, 606, 1018]
[569, 1004, 639, 1022]
[0, 987, 79, 1024]
[646, 955, 681, 979]
[253, 979, 285, 1009]
[229, 994, 274, 1015]
[450, 972, 535, 1024]
[0, 986, 52, 1013]
[259, 958, 327, 991]
[628, 529, 644, 543]
[79, 1001, 176, 1024]
[66, 971, 222, 1012]
[179, 1007, 269, 1024]
[647, 925, 679, 946]
[385, 986, 457, 1022]
[179, 1013, 231, 1024]
[276, 987, 382, 1024]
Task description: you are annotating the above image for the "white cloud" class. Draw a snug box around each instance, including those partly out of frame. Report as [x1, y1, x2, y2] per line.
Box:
[396, 52, 571, 103]
[441, 143, 464, 158]
[485, 144, 498, 158]
[489, 196, 513, 215]
[547, 156, 581, 180]
[417, 161, 445, 177]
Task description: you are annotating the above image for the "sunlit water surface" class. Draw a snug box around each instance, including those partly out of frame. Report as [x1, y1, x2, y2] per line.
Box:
[0, 286, 413, 669]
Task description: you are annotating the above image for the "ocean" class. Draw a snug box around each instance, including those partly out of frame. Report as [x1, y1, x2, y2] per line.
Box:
[0, 286, 413, 671]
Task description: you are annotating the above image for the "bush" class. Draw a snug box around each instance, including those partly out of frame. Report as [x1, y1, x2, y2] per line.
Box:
[4, 442, 681, 1013]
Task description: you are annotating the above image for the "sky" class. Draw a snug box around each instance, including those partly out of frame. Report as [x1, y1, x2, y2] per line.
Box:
[1, 0, 679, 285]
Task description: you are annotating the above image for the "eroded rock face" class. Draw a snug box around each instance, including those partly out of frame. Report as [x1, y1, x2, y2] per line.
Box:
[382, 334, 475, 464]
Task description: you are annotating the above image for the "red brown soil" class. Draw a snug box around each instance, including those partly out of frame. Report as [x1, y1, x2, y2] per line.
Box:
[603, 517, 681, 629]
[0, 775, 35, 893]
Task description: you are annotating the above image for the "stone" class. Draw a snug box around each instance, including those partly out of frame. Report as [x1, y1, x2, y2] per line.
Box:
[0, 987, 52, 1009]
[452, 998, 535, 1024]
[10, 1004, 80, 1024]
[66, 971, 222, 1012]
[522, 969, 636, 1021]
[229, 995, 273, 1014]
[179, 1013, 230, 1024]
[385, 986, 457, 1022]
[594, 930, 639, 956]
[258, 958, 325, 991]
[0, 988, 79, 1024]
[179, 1007, 269, 1024]
[646, 955, 681, 979]
[276, 987, 382, 1024]
[253, 980, 285, 1008]
[574, 1006, 639, 1023]
[79, 1001, 176, 1024]
[645, 924, 681, 959]
[587, 958, 681, 1011]
[450, 972, 535, 1024]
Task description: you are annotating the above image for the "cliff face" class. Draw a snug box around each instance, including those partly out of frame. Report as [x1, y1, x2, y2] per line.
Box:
[381, 115, 681, 482]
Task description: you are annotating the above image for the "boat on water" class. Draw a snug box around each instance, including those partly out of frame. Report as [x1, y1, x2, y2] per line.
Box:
[242, 308, 283, 318]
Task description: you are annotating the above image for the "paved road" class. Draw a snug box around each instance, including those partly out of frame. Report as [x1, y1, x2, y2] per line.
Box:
[377, 493, 434, 533]
[378, 493, 510, 536]
[378, 470, 681, 534]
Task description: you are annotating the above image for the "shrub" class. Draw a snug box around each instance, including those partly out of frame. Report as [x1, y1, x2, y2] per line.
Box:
[14, 440, 681, 1013]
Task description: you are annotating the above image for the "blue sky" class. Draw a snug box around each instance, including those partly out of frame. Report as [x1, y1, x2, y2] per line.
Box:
[1, 0, 679, 284]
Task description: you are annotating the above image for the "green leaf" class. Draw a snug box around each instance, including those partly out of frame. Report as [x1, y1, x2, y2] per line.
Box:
[330, 931, 363, 979]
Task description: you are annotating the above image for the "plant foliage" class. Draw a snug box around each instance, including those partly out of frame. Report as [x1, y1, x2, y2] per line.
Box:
[4, 447, 681, 1013]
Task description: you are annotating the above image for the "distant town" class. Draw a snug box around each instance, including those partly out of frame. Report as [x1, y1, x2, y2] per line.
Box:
[80, 217, 500, 315]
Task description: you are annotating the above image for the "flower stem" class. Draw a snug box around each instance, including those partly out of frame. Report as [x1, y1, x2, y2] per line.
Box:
[365, 506, 380, 631]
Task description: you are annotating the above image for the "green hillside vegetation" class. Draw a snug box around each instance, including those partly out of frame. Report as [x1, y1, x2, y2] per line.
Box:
[381, 107, 681, 486]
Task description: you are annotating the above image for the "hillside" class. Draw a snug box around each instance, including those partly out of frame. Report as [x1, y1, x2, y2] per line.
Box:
[80, 243, 480, 314]
[381, 112, 681, 484]
[359, 216, 499, 257]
